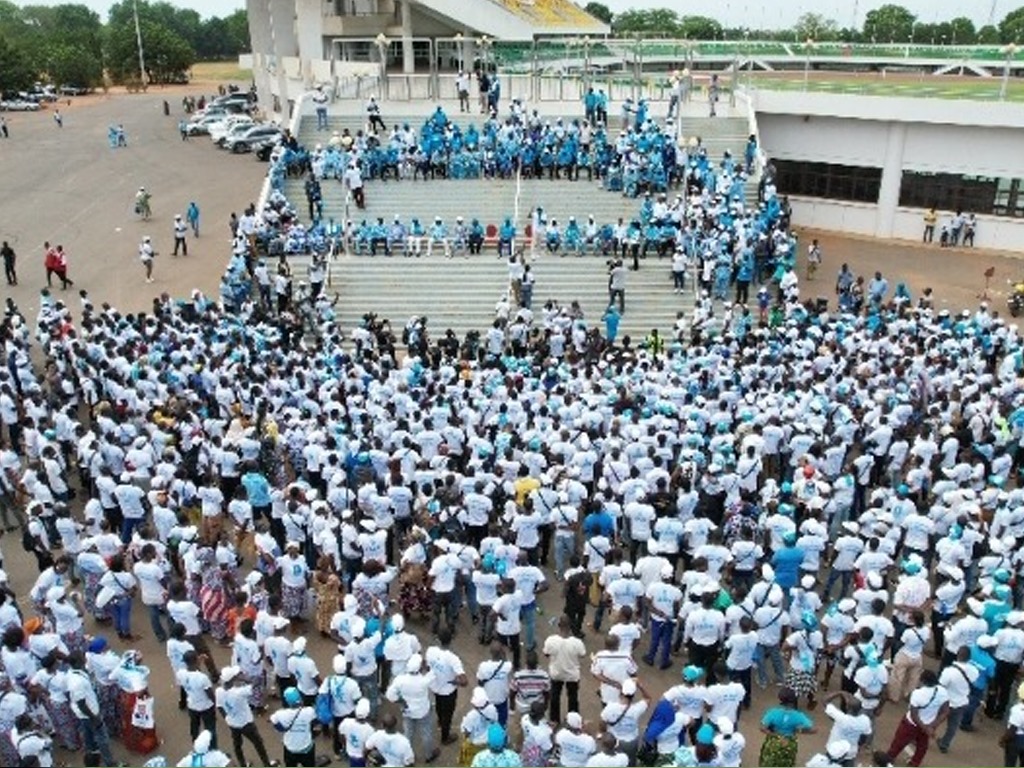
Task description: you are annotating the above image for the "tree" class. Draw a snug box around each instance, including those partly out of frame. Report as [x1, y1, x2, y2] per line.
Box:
[1000, 5, 1024, 43]
[794, 12, 838, 41]
[48, 41, 103, 86]
[863, 4, 915, 42]
[678, 15, 722, 40]
[0, 35, 33, 92]
[948, 16, 976, 44]
[977, 24, 1001, 44]
[611, 8, 680, 36]
[582, 2, 612, 24]
[105, 18, 193, 84]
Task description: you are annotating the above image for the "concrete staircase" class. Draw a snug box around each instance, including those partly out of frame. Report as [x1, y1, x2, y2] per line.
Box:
[284, 113, 704, 339]
[323, 250, 692, 341]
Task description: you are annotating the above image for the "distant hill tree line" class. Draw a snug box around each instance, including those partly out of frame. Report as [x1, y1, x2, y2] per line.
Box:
[0, 1, 249, 93]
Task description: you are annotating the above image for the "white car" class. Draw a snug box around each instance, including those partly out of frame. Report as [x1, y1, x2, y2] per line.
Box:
[0, 99, 40, 111]
[209, 115, 253, 143]
[224, 124, 282, 153]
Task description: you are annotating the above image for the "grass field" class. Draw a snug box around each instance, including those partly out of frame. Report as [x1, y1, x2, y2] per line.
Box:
[191, 61, 253, 83]
[745, 71, 1024, 102]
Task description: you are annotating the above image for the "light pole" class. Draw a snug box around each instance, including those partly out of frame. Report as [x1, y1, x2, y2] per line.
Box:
[803, 38, 815, 91]
[744, 29, 752, 90]
[454, 32, 463, 73]
[375, 33, 388, 98]
[478, 35, 493, 74]
[583, 34, 592, 91]
[132, 0, 147, 87]
[1001, 42, 1019, 100]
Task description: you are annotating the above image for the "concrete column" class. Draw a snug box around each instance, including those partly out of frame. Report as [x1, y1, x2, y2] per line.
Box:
[295, 0, 326, 68]
[247, 0, 274, 104]
[270, 0, 299, 109]
[461, 37, 474, 74]
[401, 0, 415, 74]
[875, 121, 907, 238]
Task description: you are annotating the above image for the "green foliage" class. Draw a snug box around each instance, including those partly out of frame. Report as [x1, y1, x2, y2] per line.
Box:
[863, 4, 916, 42]
[794, 12, 839, 42]
[612, 8, 680, 36]
[678, 16, 722, 40]
[977, 24, 1001, 44]
[1001, 5, 1024, 43]
[582, 2, 612, 25]
[0, 34, 33, 92]
[106, 18, 194, 84]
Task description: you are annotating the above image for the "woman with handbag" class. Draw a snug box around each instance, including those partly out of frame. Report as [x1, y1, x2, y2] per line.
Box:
[112, 649, 159, 754]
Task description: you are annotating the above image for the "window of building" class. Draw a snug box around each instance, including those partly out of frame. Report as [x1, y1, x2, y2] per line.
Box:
[773, 159, 882, 204]
[900, 171, 1024, 218]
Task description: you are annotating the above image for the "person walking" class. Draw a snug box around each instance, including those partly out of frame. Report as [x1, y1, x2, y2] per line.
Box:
[173, 214, 188, 256]
[1, 241, 15, 285]
[139, 236, 156, 283]
[187, 202, 200, 237]
[52, 244, 73, 289]
[885, 669, 950, 767]
[53, 109, 63, 128]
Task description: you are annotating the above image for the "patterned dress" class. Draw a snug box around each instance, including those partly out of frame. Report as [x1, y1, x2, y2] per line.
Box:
[314, 573, 341, 635]
[200, 561, 232, 642]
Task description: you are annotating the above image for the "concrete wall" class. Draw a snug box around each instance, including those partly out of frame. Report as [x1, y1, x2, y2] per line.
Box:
[754, 91, 1024, 252]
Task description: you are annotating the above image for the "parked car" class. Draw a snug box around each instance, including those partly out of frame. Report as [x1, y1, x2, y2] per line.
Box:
[59, 85, 91, 96]
[186, 113, 230, 135]
[0, 99, 40, 111]
[27, 85, 59, 102]
[225, 124, 281, 153]
[209, 115, 254, 144]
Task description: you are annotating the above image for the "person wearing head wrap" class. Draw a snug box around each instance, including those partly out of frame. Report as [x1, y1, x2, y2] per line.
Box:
[469, 723, 521, 767]
[783, 611, 824, 709]
[758, 686, 815, 767]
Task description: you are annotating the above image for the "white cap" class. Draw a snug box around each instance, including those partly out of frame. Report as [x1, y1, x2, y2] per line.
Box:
[219, 666, 242, 684]
[406, 653, 423, 673]
[619, 562, 633, 576]
[272, 615, 290, 630]
[471, 686, 489, 707]
[867, 572, 883, 589]
[566, 712, 583, 729]
[333, 655, 348, 674]
[293, 637, 307, 654]
[391, 614, 404, 632]
[621, 678, 637, 696]
[838, 598, 856, 613]
[978, 634, 999, 649]
[716, 716, 734, 736]
[194, 730, 212, 754]
[827, 740, 850, 759]
[801, 575, 815, 590]
[355, 698, 371, 718]
[45, 586, 65, 605]
[661, 564, 674, 580]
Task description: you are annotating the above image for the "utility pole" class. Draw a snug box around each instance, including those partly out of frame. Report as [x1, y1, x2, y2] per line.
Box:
[133, 0, 147, 87]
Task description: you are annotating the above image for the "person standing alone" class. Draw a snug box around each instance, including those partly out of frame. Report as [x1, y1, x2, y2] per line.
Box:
[1, 240, 15, 285]
[173, 214, 188, 256]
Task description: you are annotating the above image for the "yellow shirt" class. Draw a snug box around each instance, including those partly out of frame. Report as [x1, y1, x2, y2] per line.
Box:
[514, 476, 541, 506]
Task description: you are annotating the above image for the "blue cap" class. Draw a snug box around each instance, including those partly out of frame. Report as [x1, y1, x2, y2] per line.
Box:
[696, 723, 716, 745]
[487, 723, 506, 750]
[283, 687, 302, 706]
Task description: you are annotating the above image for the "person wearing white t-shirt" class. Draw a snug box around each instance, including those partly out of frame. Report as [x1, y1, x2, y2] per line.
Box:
[269, 688, 317, 766]
[215, 666, 272, 767]
[338, 698, 376, 764]
[884, 669, 949, 766]
[599, 678, 649, 764]
[177, 650, 219, 750]
[492, 579, 524, 669]
[429, 541, 460, 637]
[425, 627, 466, 744]
[132, 543, 169, 642]
[385, 653, 438, 763]
[591, 634, 638, 705]
[820, 691, 871, 763]
[287, 637, 321, 704]
[554, 712, 596, 767]
[366, 713, 416, 767]
[937, 646, 978, 753]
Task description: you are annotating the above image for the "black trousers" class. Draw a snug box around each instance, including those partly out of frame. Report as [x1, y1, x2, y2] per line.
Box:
[188, 706, 218, 748]
[498, 632, 521, 670]
[284, 746, 315, 766]
[231, 721, 271, 766]
[436, 691, 457, 741]
[549, 679, 579, 724]
[688, 640, 720, 683]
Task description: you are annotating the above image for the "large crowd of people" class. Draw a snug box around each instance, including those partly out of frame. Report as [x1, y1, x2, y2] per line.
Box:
[0, 82, 1019, 768]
